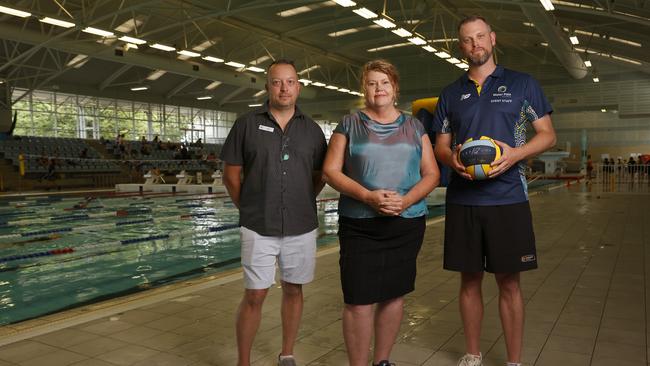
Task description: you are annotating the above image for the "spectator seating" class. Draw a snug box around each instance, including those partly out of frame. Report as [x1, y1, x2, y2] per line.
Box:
[0, 136, 121, 174]
[0, 136, 223, 179]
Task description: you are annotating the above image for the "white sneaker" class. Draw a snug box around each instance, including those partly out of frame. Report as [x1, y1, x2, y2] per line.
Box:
[278, 354, 297, 366]
[457, 353, 482, 366]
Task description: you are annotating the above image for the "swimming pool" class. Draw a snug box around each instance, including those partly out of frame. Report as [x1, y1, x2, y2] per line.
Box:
[0, 179, 559, 325]
[0, 189, 443, 326]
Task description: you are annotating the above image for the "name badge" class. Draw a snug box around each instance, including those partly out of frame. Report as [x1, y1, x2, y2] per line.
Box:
[258, 125, 274, 133]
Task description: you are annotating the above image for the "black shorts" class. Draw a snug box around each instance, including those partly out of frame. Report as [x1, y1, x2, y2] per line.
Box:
[338, 216, 425, 305]
[443, 202, 537, 273]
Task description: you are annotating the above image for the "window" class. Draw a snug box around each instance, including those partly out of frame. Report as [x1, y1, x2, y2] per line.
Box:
[11, 88, 242, 144]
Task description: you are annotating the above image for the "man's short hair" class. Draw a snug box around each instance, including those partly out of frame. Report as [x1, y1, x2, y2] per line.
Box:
[267, 59, 297, 74]
[457, 15, 492, 34]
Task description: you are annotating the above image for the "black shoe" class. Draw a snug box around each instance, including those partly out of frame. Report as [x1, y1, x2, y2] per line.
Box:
[373, 361, 395, 366]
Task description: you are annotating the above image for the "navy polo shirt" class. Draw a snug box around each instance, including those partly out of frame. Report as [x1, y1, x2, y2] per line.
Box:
[220, 103, 327, 236]
[433, 65, 553, 205]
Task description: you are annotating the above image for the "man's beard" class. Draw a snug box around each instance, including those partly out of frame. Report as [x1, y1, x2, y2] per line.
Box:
[467, 47, 493, 66]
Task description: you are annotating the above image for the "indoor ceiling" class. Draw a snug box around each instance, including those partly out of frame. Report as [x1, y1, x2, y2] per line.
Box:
[0, 0, 649, 117]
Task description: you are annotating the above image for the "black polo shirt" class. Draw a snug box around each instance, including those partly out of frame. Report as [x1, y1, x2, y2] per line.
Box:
[220, 103, 327, 236]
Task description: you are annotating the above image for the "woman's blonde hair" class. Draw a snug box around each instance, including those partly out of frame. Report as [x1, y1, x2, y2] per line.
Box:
[361, 59, 400, 103]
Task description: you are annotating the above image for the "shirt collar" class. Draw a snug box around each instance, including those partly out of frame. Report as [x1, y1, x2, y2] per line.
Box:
[462, 64, 504, 85]
[256, 101, 304, 119]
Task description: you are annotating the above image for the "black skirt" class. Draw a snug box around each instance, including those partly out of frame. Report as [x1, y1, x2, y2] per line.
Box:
[338, 215, 426, 305]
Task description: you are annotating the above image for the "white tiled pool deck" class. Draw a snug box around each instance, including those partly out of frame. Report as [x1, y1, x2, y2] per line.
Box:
[0, 184, 647, 366]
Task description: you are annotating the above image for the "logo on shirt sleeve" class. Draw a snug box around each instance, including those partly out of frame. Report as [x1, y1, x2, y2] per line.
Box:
[441, 118, 451, 133]
[460, 93, 471, 101]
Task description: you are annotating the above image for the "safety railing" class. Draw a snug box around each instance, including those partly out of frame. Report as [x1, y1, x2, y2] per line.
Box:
[591, 163, 650, 193]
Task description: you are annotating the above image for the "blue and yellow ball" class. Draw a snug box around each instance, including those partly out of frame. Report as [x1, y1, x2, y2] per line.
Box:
[458, 136, 501, 180]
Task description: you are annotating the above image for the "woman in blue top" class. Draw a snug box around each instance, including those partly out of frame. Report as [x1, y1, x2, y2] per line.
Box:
[323, 59, 439, 366]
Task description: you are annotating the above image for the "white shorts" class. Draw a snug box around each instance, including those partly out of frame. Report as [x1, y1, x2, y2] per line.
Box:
[240, 226, 318, 289]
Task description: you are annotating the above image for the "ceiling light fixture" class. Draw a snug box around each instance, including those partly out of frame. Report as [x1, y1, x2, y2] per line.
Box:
[82, 27, 114, 37]
[407, 37, 427, 45]
[422, 45, 437, 53]
[197, 96, 212, 100]
[593, 77, 600, 83]
[114, 17, 144, 33]
[373, 18, 396, 29]
[246, 66, 265, 73]
[353, 7, 378, 19]
[40, 17, 75, 28]
[187, 39, 216, 52]
[150, 43, 175, 52]
[312, 82, 326, 87]
[539, 0, 555, 11]
[146, 70, 166, 81]
[608, 36, 641, 47]
[178, 50, 201, 57]
[278, 6, 313, 17]
[575, 47, 642, 65]
[611, 55, 642, 65]
[130, 86, 148, 91]
[391, 28, 412, 38]
[298, 79, 313, 85]
[298, 65, 320, 75]
[205, 81, 222, 90]
[250, 55, 271, 65]
[570, 29, 642, 47]
[333, 0, 356, 7]
[0, 5, 31, 18]
[66, 54, 89, 68]
[584, 60, 592, 67]
[328, 27, 360, 37]
[119, 36, 146, 45]
[225, 61, 246, 68]
[249, 103, 263, 107]
[435, 51, 451, 59]
[253, 90, 267, 97]
[367, 42, 411, 52]
[278, 1, 336, 17]
[202, 56, 224, 63]
[569, 36, 579, 45]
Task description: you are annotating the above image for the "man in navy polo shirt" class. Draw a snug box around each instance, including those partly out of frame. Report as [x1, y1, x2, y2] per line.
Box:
[433, 15, 556, 366]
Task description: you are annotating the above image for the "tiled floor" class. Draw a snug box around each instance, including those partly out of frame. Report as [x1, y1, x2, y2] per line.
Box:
[0, 185, 647, 365]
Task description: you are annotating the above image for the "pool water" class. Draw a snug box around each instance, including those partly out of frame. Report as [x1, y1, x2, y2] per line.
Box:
[0, 191, 445, 325]
[0, 179, 558, 325]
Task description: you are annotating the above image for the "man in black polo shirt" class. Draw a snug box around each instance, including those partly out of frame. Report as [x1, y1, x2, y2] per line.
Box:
[220, 59, 327, 366]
